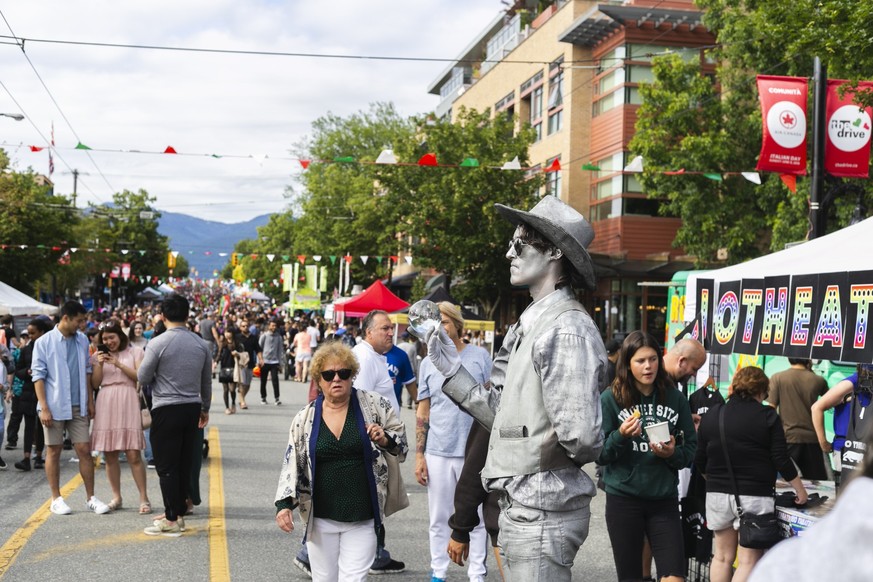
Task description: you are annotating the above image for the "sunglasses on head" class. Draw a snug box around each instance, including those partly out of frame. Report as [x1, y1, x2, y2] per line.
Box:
[321, 369, 353, 382]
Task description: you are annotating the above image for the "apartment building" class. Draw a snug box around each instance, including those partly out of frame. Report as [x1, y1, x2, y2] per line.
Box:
[427, 0, 714, 340]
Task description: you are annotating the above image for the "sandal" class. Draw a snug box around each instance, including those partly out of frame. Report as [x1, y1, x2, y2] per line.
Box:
[225, 408, 232, 415]
[239, 402, 248, 410]
[107, 498, 123, 511]
[139, 501, 152, 515]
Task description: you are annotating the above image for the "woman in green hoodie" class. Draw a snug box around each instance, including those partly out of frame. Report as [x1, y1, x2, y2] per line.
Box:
[599, 331, 697, 582]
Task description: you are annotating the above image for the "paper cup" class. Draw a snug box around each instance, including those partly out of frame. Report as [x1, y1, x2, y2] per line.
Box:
[645, 421, 670, 444]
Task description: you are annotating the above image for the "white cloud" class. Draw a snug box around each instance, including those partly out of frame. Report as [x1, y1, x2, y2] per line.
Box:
[0, 0, 500, 222]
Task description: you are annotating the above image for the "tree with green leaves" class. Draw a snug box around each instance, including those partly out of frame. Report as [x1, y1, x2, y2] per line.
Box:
[375, 107, 541, 317]
[0, 150, 79, 295]
[632, 1, 873, 264]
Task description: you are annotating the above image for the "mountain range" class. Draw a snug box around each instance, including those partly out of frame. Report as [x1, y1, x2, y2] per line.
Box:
[157, 211, 272, 276]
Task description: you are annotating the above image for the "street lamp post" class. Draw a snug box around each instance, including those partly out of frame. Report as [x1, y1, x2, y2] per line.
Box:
[0, 113, 24, 121]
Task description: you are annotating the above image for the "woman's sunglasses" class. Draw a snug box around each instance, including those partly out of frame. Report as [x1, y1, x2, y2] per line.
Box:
[321, 369, 352, 382]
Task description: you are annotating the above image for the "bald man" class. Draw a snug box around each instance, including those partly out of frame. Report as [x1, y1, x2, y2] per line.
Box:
[662, 338, 707, 387]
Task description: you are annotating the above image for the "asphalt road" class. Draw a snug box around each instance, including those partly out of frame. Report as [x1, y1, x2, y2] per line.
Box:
[0, 378, 619, 581]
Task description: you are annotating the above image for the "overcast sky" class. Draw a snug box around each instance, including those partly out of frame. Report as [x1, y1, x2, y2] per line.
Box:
[0, 0, 501, 223]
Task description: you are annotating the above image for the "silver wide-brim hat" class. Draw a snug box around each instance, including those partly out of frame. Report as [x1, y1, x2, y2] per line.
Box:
[495, 196, 597, 290]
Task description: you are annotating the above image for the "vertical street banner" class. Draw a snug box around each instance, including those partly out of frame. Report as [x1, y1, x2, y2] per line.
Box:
[825, 79, 873, 178]
[756, 75, 809, 174]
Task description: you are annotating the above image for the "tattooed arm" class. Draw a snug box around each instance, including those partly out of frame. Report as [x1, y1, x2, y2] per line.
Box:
[415, 397, 431, 486]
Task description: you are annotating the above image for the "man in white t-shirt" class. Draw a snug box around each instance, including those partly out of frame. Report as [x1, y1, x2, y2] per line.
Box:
[352, 311, 399, 412]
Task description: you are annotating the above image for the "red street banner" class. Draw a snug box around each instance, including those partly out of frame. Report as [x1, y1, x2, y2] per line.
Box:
[825, 79, 873, 178]
[756, 75, 808, 175]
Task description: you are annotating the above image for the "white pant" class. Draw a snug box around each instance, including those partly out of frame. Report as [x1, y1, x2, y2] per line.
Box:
[307, 517, 376, 582]
[426, 453, 488, 581]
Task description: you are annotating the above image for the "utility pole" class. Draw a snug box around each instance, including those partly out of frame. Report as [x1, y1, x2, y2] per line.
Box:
[809, 57, 827, 239]
[71, 169, 79, 207]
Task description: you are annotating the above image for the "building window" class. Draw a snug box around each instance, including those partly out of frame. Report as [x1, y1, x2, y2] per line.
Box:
[547, 108, 563, 134]
[548, 69, 564, 109]
[544, 156, 561, 197]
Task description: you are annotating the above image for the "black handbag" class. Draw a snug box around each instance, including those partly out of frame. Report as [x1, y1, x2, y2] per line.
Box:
[218, 367, 234, 383]
[718, 406, 784, 549]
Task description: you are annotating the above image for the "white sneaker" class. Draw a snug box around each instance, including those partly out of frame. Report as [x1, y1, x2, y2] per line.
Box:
[50, 496, 72, 515]
[86, 495, 111, 514]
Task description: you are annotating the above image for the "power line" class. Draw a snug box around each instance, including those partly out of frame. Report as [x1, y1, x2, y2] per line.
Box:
[0, 32, 607, 67]
[0, 10, 115, 198]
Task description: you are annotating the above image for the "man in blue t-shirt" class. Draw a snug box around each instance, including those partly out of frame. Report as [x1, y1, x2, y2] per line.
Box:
[385, 343, 417, 408]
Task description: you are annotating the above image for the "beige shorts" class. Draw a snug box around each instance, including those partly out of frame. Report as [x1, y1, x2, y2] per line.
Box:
[706, 491, 775, 531]
[43, 406, 91, 446]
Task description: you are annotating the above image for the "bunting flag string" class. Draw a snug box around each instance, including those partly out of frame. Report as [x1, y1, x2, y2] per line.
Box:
[10, 141, 784, 187]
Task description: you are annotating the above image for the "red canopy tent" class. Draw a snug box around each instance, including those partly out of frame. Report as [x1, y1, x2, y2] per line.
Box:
[333, 280, 409, 318]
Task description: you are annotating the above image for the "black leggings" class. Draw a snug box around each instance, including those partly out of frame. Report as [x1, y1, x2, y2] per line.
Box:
[605, 493, 685, 581]
[222, 383, 236, 408]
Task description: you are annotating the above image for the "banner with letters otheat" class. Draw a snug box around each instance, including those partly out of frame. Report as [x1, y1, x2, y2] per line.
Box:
[756, 75, 809, 174]
[694, 274, 873, 364]
[825, 79, 873, 178]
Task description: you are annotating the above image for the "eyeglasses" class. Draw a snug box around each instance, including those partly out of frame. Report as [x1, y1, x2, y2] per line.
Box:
[320, 368, 353, 382]
[507, 238, 533, 256]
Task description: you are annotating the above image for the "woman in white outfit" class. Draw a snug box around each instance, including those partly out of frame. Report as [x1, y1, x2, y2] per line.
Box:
[415, 302, 491, 582]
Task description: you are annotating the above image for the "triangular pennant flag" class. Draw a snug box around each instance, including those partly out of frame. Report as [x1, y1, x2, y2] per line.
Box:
[75, 142, 92, 150]
[664, 169, 685, 175]
[343, 255, 353, 264]
[19, 245, 27, 249]
[360, 255, 369, 265]
[138, 250, 146, 256]
[581, 163, 601, 171]
[297, 254, 307, 264]
[281, 255, 290, 261]
[313, 255, 322, 262]
[459, 157, 480, 167]
[404, 256, 413, 265]
[70, 247, 78, 253]
[703, 173, 723, 181]
[623, 155, 644, 173]
[250, 254, 259, 259]
[376, 256, 383, 264]
[205, 251, 213, 256]
[545, 158, 561, 172]
[329, 255, 337, 265]
[418, 153, 438, 166]
[219, 252, 228, 257]
[741, 172, 762, 185]
[501, 156, 521, 170]
[334, 156, 356, 163]
[780, 174, 797, 193]
[389, 255, 399, 263]
[211, 154, 222, 158]
[29, 146, 44, 152]
[375, 149, 398, 164]
[300, 160, 310, 170]
[51, 246, 61, 251]
[120, 249, 129, 255]
[171, 251, 179, 258]
[164, 146, 177, 154]
[266, 254, 275, 262]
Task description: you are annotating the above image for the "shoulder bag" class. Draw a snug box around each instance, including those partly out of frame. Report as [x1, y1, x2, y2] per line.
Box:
[140, 391, 152, 430]
[718, 405, 783, 549]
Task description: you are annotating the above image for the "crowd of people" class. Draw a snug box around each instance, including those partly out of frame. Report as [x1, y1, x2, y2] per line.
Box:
[2, 194, 870, 582]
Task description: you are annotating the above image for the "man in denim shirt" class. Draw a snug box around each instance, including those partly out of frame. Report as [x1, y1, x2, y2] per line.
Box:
[427, 196, 606, 581]
[33, 301, 110, 515]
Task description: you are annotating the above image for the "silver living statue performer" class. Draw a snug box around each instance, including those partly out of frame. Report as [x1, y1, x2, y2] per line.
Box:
[426, 195, 606, 581]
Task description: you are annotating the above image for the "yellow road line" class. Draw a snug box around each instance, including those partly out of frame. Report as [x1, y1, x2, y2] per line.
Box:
[208, 426, 231, 581]
[0, 473, 84, 579]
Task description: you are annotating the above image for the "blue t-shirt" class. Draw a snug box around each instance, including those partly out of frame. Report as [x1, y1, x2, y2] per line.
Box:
[64, 336, 81, 408]
[385, 345, 415, 403]
[418, 344, 492, 458]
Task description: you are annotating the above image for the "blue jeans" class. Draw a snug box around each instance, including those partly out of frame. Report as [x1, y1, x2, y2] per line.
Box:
[497, 495, 590, 582]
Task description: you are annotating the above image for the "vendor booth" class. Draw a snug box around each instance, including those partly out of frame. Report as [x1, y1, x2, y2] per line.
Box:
[332, 280, 409, 321]
[0, 281, 58, 316]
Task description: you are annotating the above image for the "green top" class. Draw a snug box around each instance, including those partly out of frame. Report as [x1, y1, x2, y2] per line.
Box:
[598, 385, 697, 500]
[312, 407, 374, 522]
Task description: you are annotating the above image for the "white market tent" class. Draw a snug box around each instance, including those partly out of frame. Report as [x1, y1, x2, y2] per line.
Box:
[684, 216, 873, 321]
[0, 281, 58, 316]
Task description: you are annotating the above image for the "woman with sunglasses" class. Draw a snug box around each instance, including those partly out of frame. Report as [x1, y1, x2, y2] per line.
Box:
[274, 341, 408, 582]
[599, 331, 697, 582]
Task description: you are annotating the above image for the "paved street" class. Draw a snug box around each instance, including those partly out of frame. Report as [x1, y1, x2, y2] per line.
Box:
[0, 378, 617, 581]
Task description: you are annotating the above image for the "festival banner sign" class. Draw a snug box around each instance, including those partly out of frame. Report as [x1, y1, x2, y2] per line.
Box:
[825, 79, 873, 178]
[756, 76, 809, 174]
[701, 272, 873, 363]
